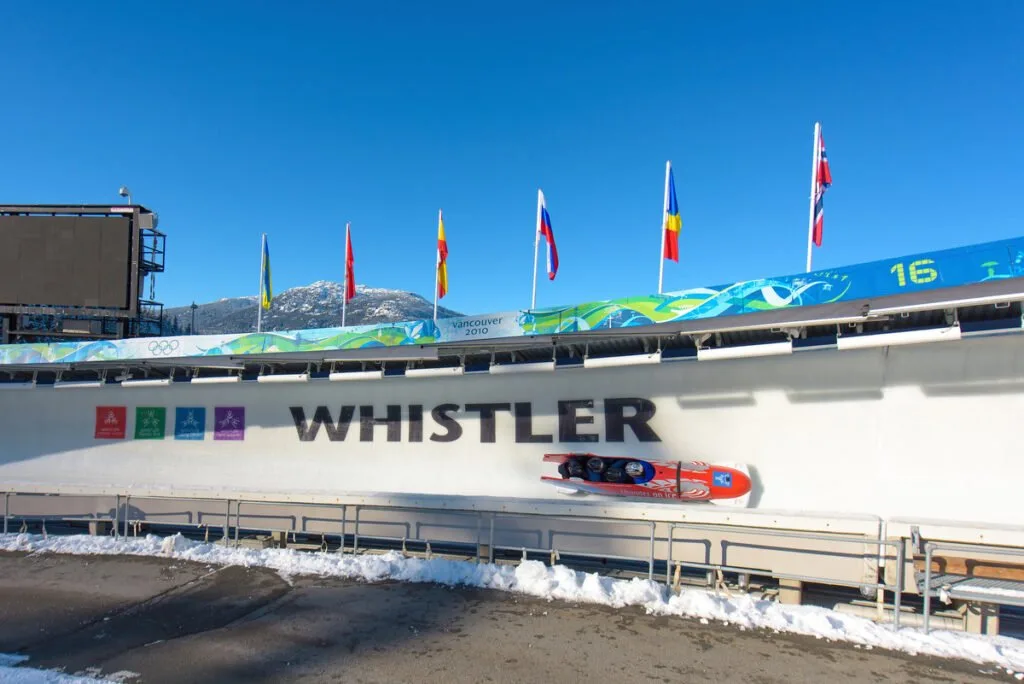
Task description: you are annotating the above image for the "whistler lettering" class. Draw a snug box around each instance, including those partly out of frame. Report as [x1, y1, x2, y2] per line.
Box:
[289, 397, 660, 443]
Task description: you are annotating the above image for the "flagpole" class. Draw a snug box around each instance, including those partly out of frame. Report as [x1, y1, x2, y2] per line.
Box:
[805, 122, 821, 273]
[658, 161, 670, 294]
[433, 209, 441, 321]
[257, 232, 266, 333]
[342, 222, 350, 327]
[531, 189, 542, 309]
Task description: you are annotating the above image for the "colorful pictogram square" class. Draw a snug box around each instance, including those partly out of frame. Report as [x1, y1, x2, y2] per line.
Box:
[213, 406, 245, 440]
[712, 470, 732, 488]
[174, 407, 206, 440]
[134, 407, 167, 440]
[95, 406, 127, 439]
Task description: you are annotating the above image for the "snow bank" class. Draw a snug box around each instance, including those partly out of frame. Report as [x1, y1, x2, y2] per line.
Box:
[0, 653, 118, 683]
[1, 532, 1022, 676]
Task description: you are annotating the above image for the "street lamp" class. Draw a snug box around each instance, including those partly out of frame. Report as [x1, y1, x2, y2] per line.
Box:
[190, 301, 198, 335]
[118, 186, 132, 205]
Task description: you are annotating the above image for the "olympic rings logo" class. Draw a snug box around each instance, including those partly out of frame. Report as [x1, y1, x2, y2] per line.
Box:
[147, 339, 180, 356]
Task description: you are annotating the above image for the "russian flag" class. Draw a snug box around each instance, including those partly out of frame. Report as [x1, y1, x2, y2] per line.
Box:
[538, 190, 559, 280]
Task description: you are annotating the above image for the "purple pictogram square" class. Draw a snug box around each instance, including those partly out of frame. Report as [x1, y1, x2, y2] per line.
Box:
[213, 406, 245, 441]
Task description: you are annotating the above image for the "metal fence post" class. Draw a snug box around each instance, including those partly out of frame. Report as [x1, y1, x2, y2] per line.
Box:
[223, 499, 231, 541]
[923, 543, 934, 634]
[113, 494, 120, 540]
[666, 524, 674, 586]
[893, 541, 904, 630]
[3, 493, 8, 535]
[340, 504, 347, 554]
[234, 501, 242, 546]
[648, 521, 656, 580]
[123, 495, 130, 539]
[488, 515, 495, 564]
[353, 506, 360, 554]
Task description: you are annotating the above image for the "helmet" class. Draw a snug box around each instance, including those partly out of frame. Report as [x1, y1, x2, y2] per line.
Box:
[566, 460, 585, 477]
[586, 457, 606, 473]
[624, 461, 645, 478]
[604, 466, 626, 483]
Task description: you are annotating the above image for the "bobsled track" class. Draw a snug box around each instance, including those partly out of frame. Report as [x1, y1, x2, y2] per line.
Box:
[3, 234, 1024, 638]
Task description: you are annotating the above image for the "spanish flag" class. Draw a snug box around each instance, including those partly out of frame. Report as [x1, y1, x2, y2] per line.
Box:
[437, 210, 449, 299]
[663, 162, 681, 262]
[260, 234, 272, 309]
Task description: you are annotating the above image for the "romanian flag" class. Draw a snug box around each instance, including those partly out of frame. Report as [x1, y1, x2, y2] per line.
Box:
[260, 234, 272, 310]
[437, 210, 449, 299]
[812, 130, 833, 247]
[663, 163, 681, 262]
[538, 190, 559, 280]
[344, 223, 356, 302]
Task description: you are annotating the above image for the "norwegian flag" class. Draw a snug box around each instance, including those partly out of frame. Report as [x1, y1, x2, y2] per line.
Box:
[812, 130, 833, 247]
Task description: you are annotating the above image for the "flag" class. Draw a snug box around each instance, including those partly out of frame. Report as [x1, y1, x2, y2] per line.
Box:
[812, 131, 832, 247]
[437, 210, 449, 299]
[663, 163, 682, 262]
[538, 190, 559, 280]
[260, 235, 272, 310]
[344, 224, 356, 302]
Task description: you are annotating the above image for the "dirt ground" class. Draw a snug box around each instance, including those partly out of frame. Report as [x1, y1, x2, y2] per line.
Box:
[0, 551, 1010, 683]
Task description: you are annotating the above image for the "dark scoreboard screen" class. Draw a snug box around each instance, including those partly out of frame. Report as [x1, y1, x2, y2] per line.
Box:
[0, 215, 133, 309]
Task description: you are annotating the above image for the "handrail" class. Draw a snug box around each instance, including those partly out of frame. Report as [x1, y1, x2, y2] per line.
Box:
[490, 513, 656, 580]
[922, 540, 1024, 633]
[10, 488, 1024, 630]
[667, 522, 905, 629]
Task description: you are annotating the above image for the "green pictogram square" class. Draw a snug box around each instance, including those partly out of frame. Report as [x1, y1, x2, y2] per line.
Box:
[135, 407, 166, 440]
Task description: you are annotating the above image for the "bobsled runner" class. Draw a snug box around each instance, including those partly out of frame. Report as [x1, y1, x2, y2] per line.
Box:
[541, 453, 752, 506]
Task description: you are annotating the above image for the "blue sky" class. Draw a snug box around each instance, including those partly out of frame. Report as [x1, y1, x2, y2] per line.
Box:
[1, 1, 1022, 314]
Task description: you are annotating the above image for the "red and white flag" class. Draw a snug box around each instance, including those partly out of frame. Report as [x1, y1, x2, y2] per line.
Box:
[805, 122, 834, 272]
[538, 190, 559, 280]
[344, 223, 356, 302]
[812, 129, 833, 247]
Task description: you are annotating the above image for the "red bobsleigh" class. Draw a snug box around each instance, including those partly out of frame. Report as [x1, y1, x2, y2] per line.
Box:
[541, 453, 752, 506]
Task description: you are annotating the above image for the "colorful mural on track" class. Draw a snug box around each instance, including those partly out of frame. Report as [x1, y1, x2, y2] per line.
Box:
[3, 236, 1023, 366]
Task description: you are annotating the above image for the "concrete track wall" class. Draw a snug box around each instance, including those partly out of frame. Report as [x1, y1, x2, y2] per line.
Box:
[1, 333, 1022, 527]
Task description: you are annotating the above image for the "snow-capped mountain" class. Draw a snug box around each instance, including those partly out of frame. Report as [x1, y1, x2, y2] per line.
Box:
[165, 281, 461, 334]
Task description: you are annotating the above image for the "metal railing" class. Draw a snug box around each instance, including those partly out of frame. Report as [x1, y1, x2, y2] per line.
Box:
[488, 513, 656, 579]
[2, 490, 888, 595]
[234, 500, 347, 550]
[353, 504, 466, 555]
[5, 492, 119, 537]
[667, 522, 905, 629]
[11, 488, 1024, 633]
[922, 541, 1024, 634]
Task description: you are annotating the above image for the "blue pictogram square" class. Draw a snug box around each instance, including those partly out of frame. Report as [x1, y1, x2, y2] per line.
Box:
[175, 407, 206, 440]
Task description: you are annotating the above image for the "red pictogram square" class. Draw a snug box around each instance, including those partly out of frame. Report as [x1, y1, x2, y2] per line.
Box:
[95, 406, 127, 439]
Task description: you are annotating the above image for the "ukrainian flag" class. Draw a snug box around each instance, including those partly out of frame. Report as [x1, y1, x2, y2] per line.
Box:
[260, 234, 272, 310]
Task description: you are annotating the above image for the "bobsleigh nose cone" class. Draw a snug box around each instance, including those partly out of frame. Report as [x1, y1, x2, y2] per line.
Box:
[733, 469, 752, 496]
[710, 465, 752, 497]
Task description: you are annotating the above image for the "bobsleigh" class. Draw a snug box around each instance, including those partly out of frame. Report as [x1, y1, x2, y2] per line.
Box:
[541, 453, 752, 506]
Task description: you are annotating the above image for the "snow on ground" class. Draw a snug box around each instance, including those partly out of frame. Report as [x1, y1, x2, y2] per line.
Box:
[0, 654, 119, 683]
[1, 532, 1023, 678]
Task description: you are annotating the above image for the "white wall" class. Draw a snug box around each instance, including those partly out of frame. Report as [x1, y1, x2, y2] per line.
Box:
[1, 333, 1022, 526]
